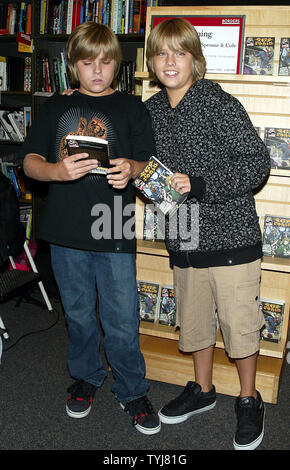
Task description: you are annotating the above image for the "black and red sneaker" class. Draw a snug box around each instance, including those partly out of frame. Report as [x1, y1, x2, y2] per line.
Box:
[66, 380, 97, 418]
[120, 396, 161, 435]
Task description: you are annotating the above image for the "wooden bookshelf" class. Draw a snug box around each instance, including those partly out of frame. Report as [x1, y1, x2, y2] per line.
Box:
[136, 5, 290, 404]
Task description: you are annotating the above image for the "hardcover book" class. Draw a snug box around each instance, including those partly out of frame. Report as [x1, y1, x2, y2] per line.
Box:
[264, 127, 290, 170]
[278, 37, 290, 76]
[65, 135, 110, 175]
[133, 156, 188, 216]
[137, 280, 160, 323]
[262, 214, 290, 259]
[243, 36, 275, 75]
[260, 298, 285, 343]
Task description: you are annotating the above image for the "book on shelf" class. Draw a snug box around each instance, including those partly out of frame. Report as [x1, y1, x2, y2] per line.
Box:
[0, 161, 31, 199]
[118, 60, 136, 94]
[264, 127, 290, 170]
[137, 280, 160, 323]
[0, 109, 21, 142]
[38, 0, 146, 35]
[19, 204, 33, 240]
[0, 2, 31, 35]
[262, 215, 290, 259]
[24, 106, 31, 136]
[0, 107, 29, 142]
[278, 37, 290, 76]
[0, 160, 15, 182]
[243, 37, 275, 76]
[133, 0, 144, 33]
[65, 135, 111, 175]
[39, 51, 70, 93]
[260, 298, 285, 343]
[143, 203, 165, 241]
[159, 285, 176, 327]
[0, 54, 31, 92]
[9, 167, 22, 198]
[133, 156, 188, 216]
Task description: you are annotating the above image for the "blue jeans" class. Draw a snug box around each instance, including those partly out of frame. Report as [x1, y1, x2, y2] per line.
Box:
[50, 245, 149, 403]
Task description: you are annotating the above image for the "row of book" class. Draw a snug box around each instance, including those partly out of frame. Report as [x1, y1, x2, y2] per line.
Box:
[39, 0, 159, 36]
[138, 281, 176, 326]
[0, 106, 31, 142]
[143, 202, 290, 260]
[243, 36, 289, 77]
[0, 159, 31, 201]
[40, 52, 141, 95]
[0, 2, 31, 36]
[40, 51, 71, 93]
[0, 55, 31, 92]
[138, 279, 286, 344]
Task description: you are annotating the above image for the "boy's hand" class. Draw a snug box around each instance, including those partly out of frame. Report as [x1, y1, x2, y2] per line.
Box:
[106, 158, 134, 189]
[56, 153, 99, 180]
[170, 173, 191, 195]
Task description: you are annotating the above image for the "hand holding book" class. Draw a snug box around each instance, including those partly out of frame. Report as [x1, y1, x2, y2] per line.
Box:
[133, 156, 189, 216]
[66, 135, 110, 175]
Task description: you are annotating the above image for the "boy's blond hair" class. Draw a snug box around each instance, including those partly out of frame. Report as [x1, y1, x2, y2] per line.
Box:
[146, 18, 206, 82]
[66, 22, 122, 86]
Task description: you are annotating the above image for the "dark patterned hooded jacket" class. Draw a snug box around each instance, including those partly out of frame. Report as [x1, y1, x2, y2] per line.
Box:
[145, 79, 271, 268]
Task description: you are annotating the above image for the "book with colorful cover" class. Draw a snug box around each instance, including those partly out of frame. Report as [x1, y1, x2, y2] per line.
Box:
[19, 205, 33, 240]
[159, 285, 176, 327]
[262, 215, 290, 259]
[137, 280, 160, 323]
[133, 156, 188, 216]
[264, 127, 290, 170]
[260, 298, 285, 343]
[278, 37, 290, 76]
[243, 36, 275, 75]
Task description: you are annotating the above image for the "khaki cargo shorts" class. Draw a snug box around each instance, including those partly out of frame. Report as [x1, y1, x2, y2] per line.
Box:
[173, 259, 265, 359]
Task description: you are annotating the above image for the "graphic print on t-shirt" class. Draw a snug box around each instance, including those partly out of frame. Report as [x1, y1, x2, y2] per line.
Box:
[55, 106, 116, 182]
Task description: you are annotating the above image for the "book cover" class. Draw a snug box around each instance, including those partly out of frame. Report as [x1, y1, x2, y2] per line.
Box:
[159, 285, 176, 327]
[137, 280, 160, 323]
[143, 203, 165, 241]
[133, 156, 188, 216]
[0, 109, 19, 141]
[66, 135, 110, 175]
[260, 298, 285, 343]
[9, 167, 21, 198]
[262, 214, 290, 259]
[278, 37, 290, 76]
[19, 204, 33, 240]
[7, 109, 25, 141]
[264, 127, 290, 170]
[243, 36, 275, 75]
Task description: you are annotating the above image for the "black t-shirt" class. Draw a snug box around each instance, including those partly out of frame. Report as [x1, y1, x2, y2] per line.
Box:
[21, 91, 156, 252]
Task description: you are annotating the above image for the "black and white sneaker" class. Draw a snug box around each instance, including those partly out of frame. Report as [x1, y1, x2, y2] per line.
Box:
[66, 380, 97, 418]
[158, 381, 216, 424]
[120, 396, 161, 435]
[234, 391, 265, 450]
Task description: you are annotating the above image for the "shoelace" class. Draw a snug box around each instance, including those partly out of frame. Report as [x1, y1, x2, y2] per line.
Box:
[124, 396, 155, 425]
[67, 380, 95, 402]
